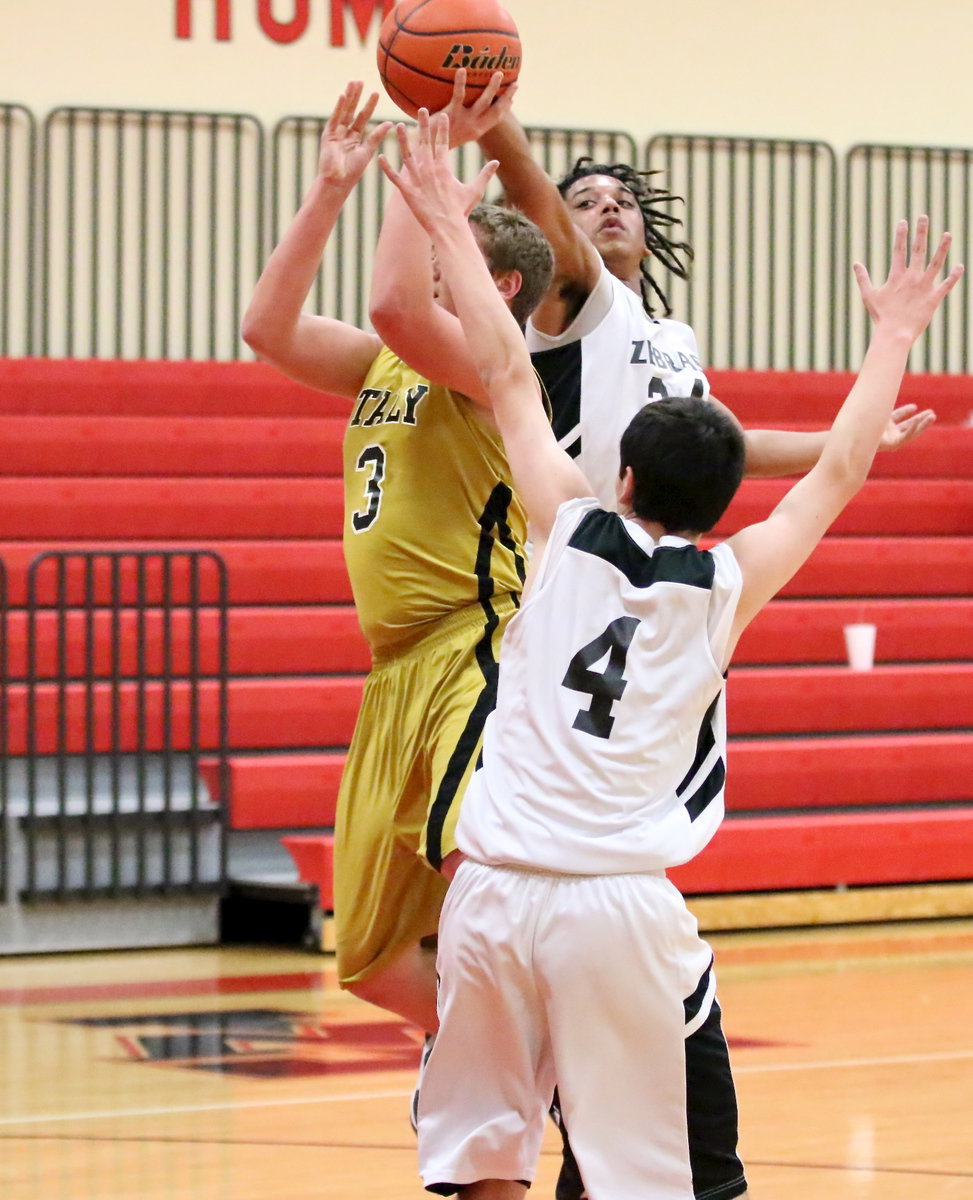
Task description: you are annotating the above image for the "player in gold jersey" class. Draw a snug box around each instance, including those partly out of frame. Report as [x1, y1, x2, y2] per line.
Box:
[242, 81, 551, 1034]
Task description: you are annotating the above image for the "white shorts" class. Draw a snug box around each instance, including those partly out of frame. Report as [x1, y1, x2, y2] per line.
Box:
[418, 859, 715, 1199]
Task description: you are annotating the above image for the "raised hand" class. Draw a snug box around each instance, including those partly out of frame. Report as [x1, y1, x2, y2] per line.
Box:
[877, 402, 937, 451]
[443, 68, 517, 148]
[317, 81, 392, 188]
[853, 215, 964, 342]
[379, 110, 499, 235]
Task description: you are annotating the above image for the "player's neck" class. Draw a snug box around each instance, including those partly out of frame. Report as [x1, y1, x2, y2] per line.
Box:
[620, 510, 699, 545]
[601, 250, 643, 297]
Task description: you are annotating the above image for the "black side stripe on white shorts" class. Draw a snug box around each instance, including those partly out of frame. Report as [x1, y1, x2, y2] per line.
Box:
[684, 953, 717, 1036]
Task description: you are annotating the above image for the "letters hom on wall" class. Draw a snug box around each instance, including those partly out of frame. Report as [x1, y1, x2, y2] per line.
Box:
[174, 0, 395, 47]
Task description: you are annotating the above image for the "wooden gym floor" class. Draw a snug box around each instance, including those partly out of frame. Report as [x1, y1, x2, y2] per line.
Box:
[2, 918, 972, 1200]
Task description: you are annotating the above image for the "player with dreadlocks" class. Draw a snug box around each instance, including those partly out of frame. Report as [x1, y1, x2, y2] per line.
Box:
[557, 155, 694, 317]
[470, 102, 935, 516]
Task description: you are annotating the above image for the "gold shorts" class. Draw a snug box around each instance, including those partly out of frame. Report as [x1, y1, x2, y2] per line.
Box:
[333, 594, 517, 987]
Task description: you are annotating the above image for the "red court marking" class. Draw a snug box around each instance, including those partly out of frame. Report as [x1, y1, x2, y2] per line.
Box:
[0, 971, 325, 1007]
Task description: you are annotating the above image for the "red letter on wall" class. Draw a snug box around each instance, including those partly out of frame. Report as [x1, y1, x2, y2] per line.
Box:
[175, 0, 233, 40]
[258, 0, 311, 43]
[330, 0, 393, 47]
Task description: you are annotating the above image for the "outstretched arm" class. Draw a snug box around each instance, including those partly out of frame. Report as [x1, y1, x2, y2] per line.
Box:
[477, 106, 940, 461]
[241, 83, 391, 399]
[735, 401, 937, 477]
[380, 111, 591, 546]
[369, 71, 515, 407]
[475, 105, 602, 334]
[727, 217, 962, 650]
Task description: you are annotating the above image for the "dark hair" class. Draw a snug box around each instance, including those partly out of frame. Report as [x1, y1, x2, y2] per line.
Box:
[619, 397, 745, 533]
[469, 203, 554, 329]
[558, 158, 693, 318]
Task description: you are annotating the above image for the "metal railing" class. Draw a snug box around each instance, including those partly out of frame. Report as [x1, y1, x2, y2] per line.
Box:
[272, 114, 388, 331]
[2, 95, 972, 369]
[40, 106, 264, 360]
[269, 117, 635, 332]
[844, 143, 973, 374]
[648, 134, 838, 371]
[523, 126, 639, 181]
[18, 550, 229, 902]
[0, 103, 35, 357]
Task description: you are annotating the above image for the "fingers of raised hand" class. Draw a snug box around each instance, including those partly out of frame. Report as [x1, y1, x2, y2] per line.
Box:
[335, 81, 362, 128]
[353, 91, 380, 136]
[895, 409, 936, 444]
[473, 71, 505, 112]
[907, 213, 930, 268]
[472, 158, 500, 198]
[888, 217, 909, 272]
[449, 67, 469, 109]
[923, 230, 951, 282]
[431, 110, 450, 152]
[415, 107, 433, 149]
[852, 261, 873, 298]
[937, 260, 965, 300]
[365, 121, 393, 154]
[376, 152, 398, 186]
[395, 121, 414, 162]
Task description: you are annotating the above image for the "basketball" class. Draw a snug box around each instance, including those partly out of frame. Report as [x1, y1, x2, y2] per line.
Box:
[376, 0, 521, 120]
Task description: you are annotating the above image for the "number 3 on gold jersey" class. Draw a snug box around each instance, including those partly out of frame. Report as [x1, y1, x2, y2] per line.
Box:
[351, 445, 386, 533]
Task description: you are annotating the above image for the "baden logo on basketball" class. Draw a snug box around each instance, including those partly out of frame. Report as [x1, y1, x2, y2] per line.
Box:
[376, 0, 522, 119]
[440, 44, 521, 72]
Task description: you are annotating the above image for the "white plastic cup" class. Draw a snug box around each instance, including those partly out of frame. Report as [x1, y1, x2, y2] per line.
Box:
[843, 622, 876, 671]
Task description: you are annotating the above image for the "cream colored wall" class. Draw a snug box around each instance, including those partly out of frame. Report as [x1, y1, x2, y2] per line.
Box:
[3, 0, 970, 151]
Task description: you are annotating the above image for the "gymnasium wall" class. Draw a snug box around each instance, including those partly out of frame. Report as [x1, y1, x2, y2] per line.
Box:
[2, 0, 970, 151]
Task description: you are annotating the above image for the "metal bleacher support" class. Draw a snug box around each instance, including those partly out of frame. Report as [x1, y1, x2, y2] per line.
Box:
[844, 143, 973, 374]
[0, 103, 35, 359]
[2, 94, 973, 369]
[647, 134, 838, 371]
[1, 549, 230, 954]
[270, 114, 637, 335]
[39, 105, 264, 360]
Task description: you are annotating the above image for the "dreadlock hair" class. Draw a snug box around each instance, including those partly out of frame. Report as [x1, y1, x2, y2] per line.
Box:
[557, 158, 693, 318]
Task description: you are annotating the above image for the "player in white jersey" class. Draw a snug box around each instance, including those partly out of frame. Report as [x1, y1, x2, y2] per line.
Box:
[458, 504, 740, 877]
[380, 110, 961, 1200]
[471, 103, 936, 507]
[445, 83, 937, 1200]
[529, 262, 708, 508]
[376, 74, 938, 1198]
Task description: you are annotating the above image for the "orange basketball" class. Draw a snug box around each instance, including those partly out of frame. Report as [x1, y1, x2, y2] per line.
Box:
[376, 0, 521, 120]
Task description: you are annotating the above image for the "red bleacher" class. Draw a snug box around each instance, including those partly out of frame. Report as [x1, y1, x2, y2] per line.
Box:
[2, 358, 971, 913]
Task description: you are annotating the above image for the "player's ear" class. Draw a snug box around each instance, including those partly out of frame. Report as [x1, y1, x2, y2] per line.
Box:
[493, 269, 522, 304]
[617, 465, 635, 509]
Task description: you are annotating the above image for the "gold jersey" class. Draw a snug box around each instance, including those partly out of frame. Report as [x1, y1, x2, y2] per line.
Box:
[342, 347, 528, 653]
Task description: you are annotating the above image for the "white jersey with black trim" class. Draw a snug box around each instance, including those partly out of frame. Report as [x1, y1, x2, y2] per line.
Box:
[456, 497, 743, 875]
[527, 263, 710, 510]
